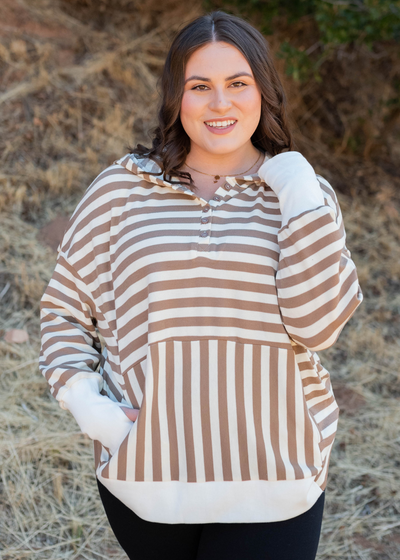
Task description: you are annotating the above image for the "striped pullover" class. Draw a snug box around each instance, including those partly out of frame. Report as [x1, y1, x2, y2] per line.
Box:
[39, 151, 363, 523]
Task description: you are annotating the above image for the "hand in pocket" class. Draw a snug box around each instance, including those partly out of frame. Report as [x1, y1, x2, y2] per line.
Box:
[62, 378, 136, 455]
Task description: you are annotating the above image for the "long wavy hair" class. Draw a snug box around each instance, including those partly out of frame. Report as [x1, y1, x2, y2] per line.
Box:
[130, 10, 295, 188]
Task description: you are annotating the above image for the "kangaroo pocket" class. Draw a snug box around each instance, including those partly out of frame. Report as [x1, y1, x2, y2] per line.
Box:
[99, 339, 324, 483]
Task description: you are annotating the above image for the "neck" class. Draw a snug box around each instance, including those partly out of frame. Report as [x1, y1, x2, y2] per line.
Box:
[184, 143, 262, 176]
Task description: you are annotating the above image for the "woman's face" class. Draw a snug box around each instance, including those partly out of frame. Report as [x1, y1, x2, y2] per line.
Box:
[180, 41, 262, 157]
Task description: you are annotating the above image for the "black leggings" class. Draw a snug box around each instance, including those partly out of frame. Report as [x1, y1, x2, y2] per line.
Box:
[97, 479, 325, 560]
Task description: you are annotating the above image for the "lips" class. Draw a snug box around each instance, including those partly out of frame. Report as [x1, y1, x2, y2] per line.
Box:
[205, 119, 236, 126]
[204, 120, 237, 135]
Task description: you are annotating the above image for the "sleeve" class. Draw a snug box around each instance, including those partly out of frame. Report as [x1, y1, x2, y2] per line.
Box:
[275, 176, 363, 351]
[39, 251, 103, 404]
[39, 251, 133, 454]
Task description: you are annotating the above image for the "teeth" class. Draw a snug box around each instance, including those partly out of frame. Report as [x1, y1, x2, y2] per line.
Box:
[205, 120, 236, 128]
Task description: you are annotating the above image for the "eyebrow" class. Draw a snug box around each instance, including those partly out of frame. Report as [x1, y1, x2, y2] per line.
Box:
[184, 72, 254, 85]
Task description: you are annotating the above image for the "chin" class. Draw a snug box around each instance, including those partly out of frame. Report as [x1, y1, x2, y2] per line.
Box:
[203, 141, 244, 155]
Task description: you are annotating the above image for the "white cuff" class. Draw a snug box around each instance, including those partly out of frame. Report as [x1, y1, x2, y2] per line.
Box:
[257, 151, 325, 227]
[62, 377, 134, 455]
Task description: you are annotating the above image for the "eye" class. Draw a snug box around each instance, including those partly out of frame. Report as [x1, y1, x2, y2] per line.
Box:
[192, 84, 209, 91]
[191, 81, 248, 91]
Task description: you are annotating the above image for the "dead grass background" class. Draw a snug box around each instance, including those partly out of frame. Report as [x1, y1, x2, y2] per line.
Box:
[0, 0, 399, 558]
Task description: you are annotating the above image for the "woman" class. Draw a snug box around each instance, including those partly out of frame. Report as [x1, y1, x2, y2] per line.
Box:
[39, 10, 363, 560]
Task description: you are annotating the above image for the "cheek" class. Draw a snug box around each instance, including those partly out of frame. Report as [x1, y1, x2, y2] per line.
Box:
[239, 89, 262, 122]
[180, 93, 202, 126]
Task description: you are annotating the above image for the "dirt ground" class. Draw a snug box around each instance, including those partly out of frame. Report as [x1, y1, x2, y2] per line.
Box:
[0, 0, 399, 558]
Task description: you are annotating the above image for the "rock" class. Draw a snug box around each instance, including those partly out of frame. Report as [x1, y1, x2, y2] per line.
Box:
[4, 328, 29, 343]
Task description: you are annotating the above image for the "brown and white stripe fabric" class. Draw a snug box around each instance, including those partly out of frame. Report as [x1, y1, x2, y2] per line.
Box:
[39, 153, 362, 523]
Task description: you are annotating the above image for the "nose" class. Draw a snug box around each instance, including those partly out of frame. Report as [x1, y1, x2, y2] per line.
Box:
[208, 87, 232, 113]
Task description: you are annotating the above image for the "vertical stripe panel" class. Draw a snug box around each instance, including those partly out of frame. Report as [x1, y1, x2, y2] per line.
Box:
[217, 340, 233, 481]
[134, 396, 146, 481]
[135, 360, 146, 395]
[226, 340, 241, 480]
[174, 341, 187, 481]
[157, 342, 171, 481]
[191, 341, 206, 482]
[303, 397, 319, 476]
[125, 421, 137, 481]
[165, 341, 179, 480]
[143, 352, 154, 481]
[128, 361, 145, 407]
[261, 346, 276, 479]
[252, 345, 268, 480]
[278, 348, 295, 480]
[182, 341, 196, 482]
[292, 355, 311, 478]
[235, 343, 250, 480]
[150, 344, 162, 481]
[270, 347, 286, 480]
[116, 432, 129, 481]
[122, 377, 140, 409]
[209, 340, 223, 481]
[200, 340, 214, 481]
[243, 344, 259, 480]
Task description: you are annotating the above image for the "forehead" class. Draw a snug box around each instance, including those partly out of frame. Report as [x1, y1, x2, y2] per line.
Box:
[185, 41, 252, 76]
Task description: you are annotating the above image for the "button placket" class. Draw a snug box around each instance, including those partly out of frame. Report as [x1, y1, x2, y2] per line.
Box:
[211, 179, 237, 201]
[198, 203, 212, 245]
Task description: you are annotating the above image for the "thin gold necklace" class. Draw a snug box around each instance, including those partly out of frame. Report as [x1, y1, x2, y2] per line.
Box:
[185, 152, 263, 184]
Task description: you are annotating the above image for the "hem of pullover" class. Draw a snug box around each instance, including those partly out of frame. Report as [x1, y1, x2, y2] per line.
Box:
[96, 475, 323, 524]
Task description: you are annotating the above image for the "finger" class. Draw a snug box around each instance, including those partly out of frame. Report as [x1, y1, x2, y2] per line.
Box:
[120, 407, 139, 422]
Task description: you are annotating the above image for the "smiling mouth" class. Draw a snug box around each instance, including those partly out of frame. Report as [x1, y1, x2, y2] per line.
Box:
[204, 119, 237, 129]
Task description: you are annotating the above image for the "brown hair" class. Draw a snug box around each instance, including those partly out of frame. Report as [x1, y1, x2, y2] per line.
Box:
[130, 10, 295, 188]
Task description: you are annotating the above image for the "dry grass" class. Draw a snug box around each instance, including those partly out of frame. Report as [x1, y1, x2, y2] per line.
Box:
[0, 0, 399, 558]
